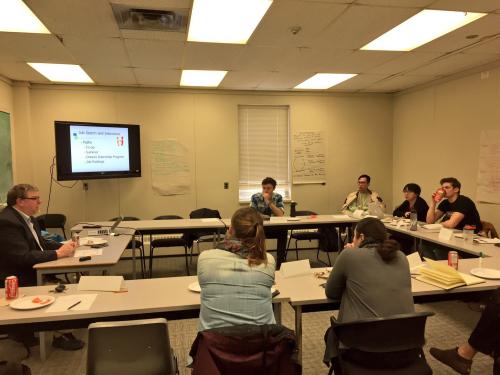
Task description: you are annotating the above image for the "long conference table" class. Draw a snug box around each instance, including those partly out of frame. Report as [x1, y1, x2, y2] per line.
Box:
[6, 214, 498, 363]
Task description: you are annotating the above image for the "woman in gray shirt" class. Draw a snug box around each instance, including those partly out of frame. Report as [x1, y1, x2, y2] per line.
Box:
[324, 217, 414, 368]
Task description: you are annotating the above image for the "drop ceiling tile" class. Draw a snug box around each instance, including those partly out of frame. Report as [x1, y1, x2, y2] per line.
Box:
[120, 29, 187, 42]
[430, 0, 500, 12]
[250, 0, 349, 47]
[462, 36, 500, 54]
[258, 71, 311, 90]
[220, 71, 272, 90]
[182, 43, 245, 70]
[125, 39, 185, 69]
[364, 74, 439, 92]
[134, 68, 181, 87]
[366, 51, 442, 74]
[410, 52, 500, 76]
[329, 73, 386, 90]
[26, 0, 120, 37]
[356, 0, 433, 6]
[0, 61, 49, 82]
[329, 50, 403, 72]
[0, 34, 75, 63]
[315, 5, 419, 49]
[84, 65, 137, 85]
[277, 48, 354, 72]
[417, 14, 500, 53]
[62, 36, 130, 66]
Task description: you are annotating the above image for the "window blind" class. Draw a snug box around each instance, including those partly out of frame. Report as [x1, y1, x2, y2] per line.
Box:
[238, 105, 291, 201]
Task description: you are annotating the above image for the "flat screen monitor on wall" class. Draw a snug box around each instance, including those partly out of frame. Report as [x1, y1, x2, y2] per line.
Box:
[54, 121, 141, 181]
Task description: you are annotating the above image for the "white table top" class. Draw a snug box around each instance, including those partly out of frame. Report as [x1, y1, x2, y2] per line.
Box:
[275, 257, 500, 307]
[222, 214, 358, 228]
[72, 219, 226, 233]
[34, 230, 134, 270]
[386, 222, 499, 257]
[0, 276, 288, 327]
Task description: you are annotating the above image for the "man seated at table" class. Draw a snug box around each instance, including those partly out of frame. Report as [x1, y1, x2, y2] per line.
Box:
[341, 174, 384, 214]
[423, 177, 482, 260]
[0, 184, 83, 351]
[250, 177, 287, 268]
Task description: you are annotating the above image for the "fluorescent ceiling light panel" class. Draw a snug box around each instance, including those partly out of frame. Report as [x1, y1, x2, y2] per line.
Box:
[361, 10, 486, 51]
[188, 0, 273, 44]
[27, 63, 94, 83]
[0, 0, 50, 33]
[294, 73, 357, 90]
[180, 70, 227, 87]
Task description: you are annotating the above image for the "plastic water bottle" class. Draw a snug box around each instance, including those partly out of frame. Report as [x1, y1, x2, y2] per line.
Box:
[410, 210, 418, 231]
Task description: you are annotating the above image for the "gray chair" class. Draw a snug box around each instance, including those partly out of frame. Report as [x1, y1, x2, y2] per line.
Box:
[329, 312, 434, 375]
[87, 318, 178, 375]
[149, 215, 188, 277]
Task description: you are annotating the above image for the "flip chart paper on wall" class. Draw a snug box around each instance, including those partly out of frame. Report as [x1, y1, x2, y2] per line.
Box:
[476, 130, 500, 204]
[151, 139, 191, 196]
[292, 131, 326, 184]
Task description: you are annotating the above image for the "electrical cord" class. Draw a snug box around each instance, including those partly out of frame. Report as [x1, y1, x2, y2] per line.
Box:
[46, 156, 79, 214]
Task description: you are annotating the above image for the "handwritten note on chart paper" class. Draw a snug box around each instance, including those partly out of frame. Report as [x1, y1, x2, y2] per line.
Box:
[292, 131, 326, 184]
[477, 130, 500, 204]
[151, 139, 191, 196]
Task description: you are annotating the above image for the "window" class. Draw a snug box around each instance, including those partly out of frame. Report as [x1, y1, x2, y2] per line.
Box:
[238, 105, 291, 202]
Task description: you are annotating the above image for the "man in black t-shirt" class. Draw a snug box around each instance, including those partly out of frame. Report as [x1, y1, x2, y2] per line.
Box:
[423, 177, 482, 259]
[426, 177, 482, 232]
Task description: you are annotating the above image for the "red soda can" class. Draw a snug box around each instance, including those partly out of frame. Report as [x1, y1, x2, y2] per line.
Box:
[5, 276, 19, 300]
[448, 251, 459, 270]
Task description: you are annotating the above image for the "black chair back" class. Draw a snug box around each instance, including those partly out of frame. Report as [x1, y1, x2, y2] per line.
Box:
[295, 210, 317, 216]
[154, 215, 183, 220]
[331, 312, 434, 375]
[36, 213, 67, 239]
[110, 216, 140, 221]
[189, 208, 221, 219]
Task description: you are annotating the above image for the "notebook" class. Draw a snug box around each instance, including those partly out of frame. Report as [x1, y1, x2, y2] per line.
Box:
[415, 258, 485, 290]
[87, 217, 122, 236]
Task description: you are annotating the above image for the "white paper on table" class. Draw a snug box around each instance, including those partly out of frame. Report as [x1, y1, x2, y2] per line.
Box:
[438, 227, 454, 241]
[74, 249, 103, 257]
[201, 218, 219, 223]
[46, 294, 97, 313]
[474, 237, 500, 244]
[407, 252, 424, 274]
[78, 276, 124, 292]
[421, 223, 442, 231]
[280, 259, 311, 278]
[332, 214, 351, 220]
[269, 216, 287, 223]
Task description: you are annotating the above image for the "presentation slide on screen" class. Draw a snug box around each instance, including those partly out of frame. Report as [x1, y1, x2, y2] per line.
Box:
[70, 125, 130, 173]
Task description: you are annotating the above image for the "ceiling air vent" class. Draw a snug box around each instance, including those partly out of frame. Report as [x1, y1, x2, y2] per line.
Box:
[112, 4, 188, 32]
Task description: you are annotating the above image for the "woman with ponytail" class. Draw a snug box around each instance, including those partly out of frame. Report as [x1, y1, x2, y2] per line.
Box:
[323, 217, 414, 366]
[197, 207, 276, 331]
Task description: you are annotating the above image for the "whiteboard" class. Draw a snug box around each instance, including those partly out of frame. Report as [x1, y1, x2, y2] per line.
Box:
[476, 130, 500, 204]
[292, 131, 326, 184]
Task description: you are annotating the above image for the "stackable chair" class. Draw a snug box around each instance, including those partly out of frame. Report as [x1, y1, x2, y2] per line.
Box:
[36, 213, 67, 239]
[329, 311, 434, 375]
[87, 318, 178, 375]
[149, 215, 188, 277]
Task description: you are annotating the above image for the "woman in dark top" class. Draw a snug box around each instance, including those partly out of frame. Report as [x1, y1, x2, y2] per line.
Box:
[393, 183, 429, 222]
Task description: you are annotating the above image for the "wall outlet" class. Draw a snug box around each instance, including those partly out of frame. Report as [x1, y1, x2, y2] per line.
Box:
[224, 182, 229, 189]
[83, 182, 89, 191]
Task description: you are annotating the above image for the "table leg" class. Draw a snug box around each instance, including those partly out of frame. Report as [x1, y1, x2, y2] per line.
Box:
[295, 305, 302, 364]
[273, 302, 282, 325]
[131, 236, 136, 280]
[39, 332, 47, 361]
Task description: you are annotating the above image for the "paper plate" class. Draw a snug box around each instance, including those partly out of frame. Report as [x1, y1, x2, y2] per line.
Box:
[9, 295, 56, 310]
[470, 268, 500, 280]
[79, 237, 108, 246]
[188, 282, 277, 294]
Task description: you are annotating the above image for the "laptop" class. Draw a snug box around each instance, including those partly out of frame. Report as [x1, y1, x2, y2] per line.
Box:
[87, 217, 123, 236]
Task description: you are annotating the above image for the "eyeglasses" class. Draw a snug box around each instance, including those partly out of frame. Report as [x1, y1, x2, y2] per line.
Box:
[22, 196, 40, 201]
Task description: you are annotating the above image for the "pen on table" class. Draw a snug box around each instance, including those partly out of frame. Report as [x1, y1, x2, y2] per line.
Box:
[67, 300, 81, 310]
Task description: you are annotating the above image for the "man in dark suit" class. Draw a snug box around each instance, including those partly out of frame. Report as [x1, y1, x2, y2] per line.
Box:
[0, 184, 76, 287]
[0, 184, 83, 351]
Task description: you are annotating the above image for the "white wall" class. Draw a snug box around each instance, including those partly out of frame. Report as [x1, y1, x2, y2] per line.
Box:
[11, 85, 393, 227]
[393, 66, 500, 229]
